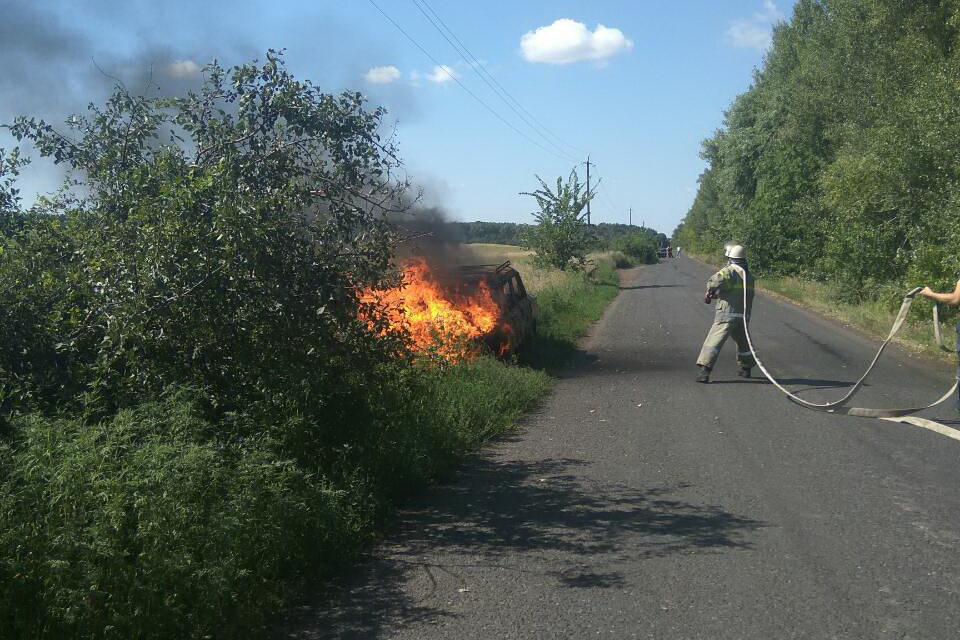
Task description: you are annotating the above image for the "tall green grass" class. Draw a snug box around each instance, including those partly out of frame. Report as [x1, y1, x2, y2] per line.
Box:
[0, 362, 550, 639]
[1, 390, 353, 639]
[529, 259, 621, 371]
[759, 275, 958, 359]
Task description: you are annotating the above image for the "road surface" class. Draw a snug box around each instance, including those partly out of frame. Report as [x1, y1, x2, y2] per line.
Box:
[285, 257, 960, 639]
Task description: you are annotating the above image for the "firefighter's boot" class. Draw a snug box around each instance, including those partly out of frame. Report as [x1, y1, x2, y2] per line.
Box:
[738, 366, 752, 378]
[696, 365, 711, 383]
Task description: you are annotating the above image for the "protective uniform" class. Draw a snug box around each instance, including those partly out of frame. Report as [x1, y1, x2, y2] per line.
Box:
[696, 252, 755, 380]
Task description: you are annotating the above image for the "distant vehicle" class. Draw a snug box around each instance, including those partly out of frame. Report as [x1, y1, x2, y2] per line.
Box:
[447, 261, 538, 359]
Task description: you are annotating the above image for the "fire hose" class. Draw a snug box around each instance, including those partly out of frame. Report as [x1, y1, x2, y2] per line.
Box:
[726, 264, 960, 441]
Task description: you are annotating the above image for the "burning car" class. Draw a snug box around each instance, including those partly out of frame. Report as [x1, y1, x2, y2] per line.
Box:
[444, 261, 538, 359]
[362, 258, 537, 361]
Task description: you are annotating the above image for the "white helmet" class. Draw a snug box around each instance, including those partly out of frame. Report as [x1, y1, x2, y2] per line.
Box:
[727, 244, 746, 259]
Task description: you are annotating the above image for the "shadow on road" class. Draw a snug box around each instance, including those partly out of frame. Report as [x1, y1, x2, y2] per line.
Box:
[709, 377, 856, 390]
[524, 336, 599, 375]
[282, 456, 765, 639]
[617, 284, 680, 291]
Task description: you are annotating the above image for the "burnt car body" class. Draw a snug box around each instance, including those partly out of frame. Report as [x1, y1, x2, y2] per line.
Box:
[446, 261, 538, 358]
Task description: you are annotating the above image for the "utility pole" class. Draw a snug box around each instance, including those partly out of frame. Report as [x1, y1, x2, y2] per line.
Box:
[629, 207, 632, 227]
[585, 155, 592, 226]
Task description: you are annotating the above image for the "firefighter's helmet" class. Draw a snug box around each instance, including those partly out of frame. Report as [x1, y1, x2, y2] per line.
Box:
[727, 244, 746, 259]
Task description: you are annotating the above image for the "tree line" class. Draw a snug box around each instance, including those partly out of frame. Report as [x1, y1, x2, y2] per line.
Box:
[674, 0, 960, 301]
[451, 220, 665, 256]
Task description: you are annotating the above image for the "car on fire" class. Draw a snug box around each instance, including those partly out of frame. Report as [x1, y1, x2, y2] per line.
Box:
[447, 261, 538, 359]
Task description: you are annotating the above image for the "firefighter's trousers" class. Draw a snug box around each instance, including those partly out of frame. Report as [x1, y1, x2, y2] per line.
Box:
[696, 316, 755, 370]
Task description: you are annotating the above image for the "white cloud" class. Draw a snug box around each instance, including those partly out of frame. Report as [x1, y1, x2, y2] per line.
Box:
[165, 59, 201, 78]
[426, 64, 457, 83]
[364, 65, 402, 84]
[725, 22, 773, 50]
[520, 19, 633, 65]
[725, 1, 785, 51]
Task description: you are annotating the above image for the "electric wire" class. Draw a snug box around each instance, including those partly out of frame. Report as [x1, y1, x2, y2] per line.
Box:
[409, 0, 583, 162]
[366, 0, 576, 163]
[409, 0, 575, 162]
[598, 181, 619, 211]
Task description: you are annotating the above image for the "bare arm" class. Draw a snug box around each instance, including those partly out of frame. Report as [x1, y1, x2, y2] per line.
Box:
[920, 280, 960, 306]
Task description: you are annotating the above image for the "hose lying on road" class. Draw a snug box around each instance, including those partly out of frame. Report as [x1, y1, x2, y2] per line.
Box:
[728, 264, 960, 441]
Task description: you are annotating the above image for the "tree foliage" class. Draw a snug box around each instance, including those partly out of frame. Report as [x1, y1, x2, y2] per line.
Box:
[1, 50, 410, 423]
[675, 0, 960, 299]
[521, 169, 595, 270]
[0, 50, 472, 638]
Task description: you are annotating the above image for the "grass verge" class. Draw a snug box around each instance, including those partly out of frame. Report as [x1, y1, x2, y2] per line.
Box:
[527, 258, 621, 371]
[0, 253, 623, 640]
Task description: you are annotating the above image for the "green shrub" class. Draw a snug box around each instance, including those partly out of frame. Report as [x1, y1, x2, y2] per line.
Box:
[0, 389, 356, 639]
[608, 251, 635, 269]
[610, 232, 659, 264]
[0, 358, 550, 639]
[2, 51, 409, 421]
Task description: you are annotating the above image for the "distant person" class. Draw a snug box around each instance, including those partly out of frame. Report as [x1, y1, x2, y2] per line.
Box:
[696, 244, 754, 383]
[919, 277, 960, 410]
[675, 246, 682, 258]
[667, 245, 673, 258]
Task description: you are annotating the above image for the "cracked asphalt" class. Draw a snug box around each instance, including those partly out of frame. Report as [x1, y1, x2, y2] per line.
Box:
[283, 257, 960, 640]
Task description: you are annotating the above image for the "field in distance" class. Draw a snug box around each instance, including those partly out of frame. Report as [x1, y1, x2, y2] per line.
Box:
[455, 243, 564, 294]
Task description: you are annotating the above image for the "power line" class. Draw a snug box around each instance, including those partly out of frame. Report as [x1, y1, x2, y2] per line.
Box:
[598, 181, 620, 215]
[366, 0, 576, 163]
[409, 0, 583, 162]
[409, 0, 576, 162]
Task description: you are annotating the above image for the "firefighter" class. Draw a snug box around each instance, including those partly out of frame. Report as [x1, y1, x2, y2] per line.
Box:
[918, 276, 960, 411]
[696, 244, 755, 383]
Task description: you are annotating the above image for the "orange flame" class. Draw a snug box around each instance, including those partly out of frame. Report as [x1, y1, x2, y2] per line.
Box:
[362, 257, 502, 361]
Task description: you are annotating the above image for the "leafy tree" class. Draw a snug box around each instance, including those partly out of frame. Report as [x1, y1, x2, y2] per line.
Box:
[675, 0, 960, 299]
[521, 169, 595, 270]
[1, 50, 411, 427]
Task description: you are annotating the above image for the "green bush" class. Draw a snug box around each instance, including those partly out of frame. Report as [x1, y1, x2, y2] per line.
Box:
[2, 51, 408, 421]
[608, 250, 635, 269]
[0, 389, 355, 639]
[0, 358, 550, 639]
[610, 232, 659, 264]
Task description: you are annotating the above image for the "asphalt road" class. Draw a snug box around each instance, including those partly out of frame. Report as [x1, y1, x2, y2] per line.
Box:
[285, 257, 960, 640]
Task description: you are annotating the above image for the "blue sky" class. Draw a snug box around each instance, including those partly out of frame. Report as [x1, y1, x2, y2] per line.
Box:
[1, 1, 791, 235]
